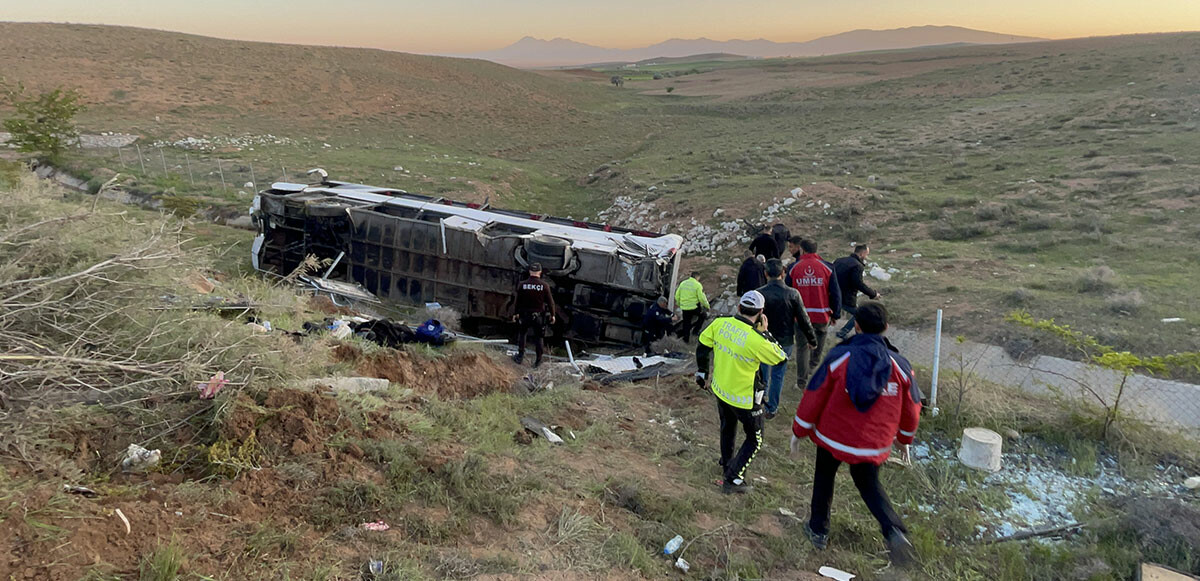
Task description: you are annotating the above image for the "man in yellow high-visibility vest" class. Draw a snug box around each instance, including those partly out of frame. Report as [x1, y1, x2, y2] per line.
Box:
[695, 290, 787, 494]
[674, 271, 710, 343]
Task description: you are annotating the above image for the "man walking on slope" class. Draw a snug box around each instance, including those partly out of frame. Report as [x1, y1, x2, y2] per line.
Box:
[790, 302, 921, 566]
[674, 271, 710, 343]
[737, 252, 767, 296]
[832, 244, 881, 340]
[696, 291, 786, 494]
[789, 239, 841, 385]
[513, 263, 556, 368]
[757, 259, 818, 420]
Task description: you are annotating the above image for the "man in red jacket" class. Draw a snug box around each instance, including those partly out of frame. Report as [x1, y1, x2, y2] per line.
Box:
[787, 239, 841, 387]
[790, 302, 921, 566]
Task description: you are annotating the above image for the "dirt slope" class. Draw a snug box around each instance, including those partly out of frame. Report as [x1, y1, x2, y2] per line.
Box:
[0, 22, 604, 145]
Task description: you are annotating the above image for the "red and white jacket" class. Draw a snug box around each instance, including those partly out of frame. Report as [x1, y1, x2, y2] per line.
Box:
[788, 254, 840, 325]
[793, 334, 921, 465]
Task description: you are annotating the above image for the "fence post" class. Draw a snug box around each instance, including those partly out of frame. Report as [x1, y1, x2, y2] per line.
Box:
[117, 147, 126, 168]
[216, 158, 227, 193]
[159, 147, 169, 176]
[930, 309, 943, 416]
[281, 165, 288, 181]
[135, 144, 147, 175]
[185, 153, 194, 186]
[249, 162, 257, 191]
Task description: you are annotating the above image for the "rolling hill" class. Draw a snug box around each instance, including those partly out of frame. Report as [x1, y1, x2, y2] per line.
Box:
[467, 25, 1045, 67]
[0, 22, 612, 151]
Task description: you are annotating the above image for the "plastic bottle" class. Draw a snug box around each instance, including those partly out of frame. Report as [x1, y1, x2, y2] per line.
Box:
[663, 535, 684, 555]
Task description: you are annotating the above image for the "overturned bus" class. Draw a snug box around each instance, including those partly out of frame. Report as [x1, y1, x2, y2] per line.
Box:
[250, 172, 684, 345]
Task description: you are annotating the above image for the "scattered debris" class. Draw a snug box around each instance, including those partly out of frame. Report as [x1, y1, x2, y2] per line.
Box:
[959, 427, 1003, 472]
[121, 444, 161, 472]
[298, 376, 391, 394]
[982, 521, 1087, 544]
[114, 508, 131, 535]
[520, 417, 564, 444]
[183, 271, 217, 294]
[674, 557, 690, 573]
[1161, 318, 1185, 323]
[663, 534, 684, 555]
[1184, 476, 1200, 490]
[360, 521, 390, 532]
[868, 265, 892, 281]
[818, 566, 855, 580]
[197, 371, 228, 399]
[63, 485, 98, 498]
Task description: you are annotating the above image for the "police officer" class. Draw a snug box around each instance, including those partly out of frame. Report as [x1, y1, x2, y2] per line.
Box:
[513, 263, 556, 367]
[695, 290, 787, 494]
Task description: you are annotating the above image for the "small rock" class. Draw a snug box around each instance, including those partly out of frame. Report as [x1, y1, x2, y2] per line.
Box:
[1003, 428, 1021, 440]
[1185, 476, 1200, 490]
[912, 253, 923, 258]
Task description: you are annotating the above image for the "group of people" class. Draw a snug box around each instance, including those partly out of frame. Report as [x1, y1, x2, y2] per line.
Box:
[692, 229, 920, 567]
[509, 231, 920, 566]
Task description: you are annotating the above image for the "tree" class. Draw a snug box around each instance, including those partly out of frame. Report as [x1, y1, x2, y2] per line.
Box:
[609, 75, 624, 87]
[2, 85, 85, 165]
[1006, 311, 1200, 438]
[666, 87, 675, 94]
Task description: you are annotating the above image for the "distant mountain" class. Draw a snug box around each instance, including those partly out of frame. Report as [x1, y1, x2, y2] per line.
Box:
[466, 26, 1045, 67]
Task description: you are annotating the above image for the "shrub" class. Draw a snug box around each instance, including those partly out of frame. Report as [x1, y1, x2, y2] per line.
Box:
[1105, 290, 1145, 314]
[930, 219, 993, 241]
[1006, 287, 1035, 306]
[1077, 266, 1117, 293]
[2, 85, 85, 165]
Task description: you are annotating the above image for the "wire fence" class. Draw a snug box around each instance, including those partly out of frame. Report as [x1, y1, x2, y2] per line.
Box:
[890, 311, 1200, 434]
[73, 143, 307, 201]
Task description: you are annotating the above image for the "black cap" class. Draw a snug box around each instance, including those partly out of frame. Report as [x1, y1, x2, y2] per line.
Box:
[529, 262, 543, 273]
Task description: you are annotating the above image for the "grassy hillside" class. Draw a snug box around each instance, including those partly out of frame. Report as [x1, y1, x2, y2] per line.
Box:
[1, 171, 1197, 580]
[599, 33, 1200, 358]
[2, 24, 1199, 359]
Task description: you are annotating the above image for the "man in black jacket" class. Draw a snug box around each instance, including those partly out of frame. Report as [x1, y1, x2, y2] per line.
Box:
[757, 259, 818, 420]
[737, 252, 767, 296]
[749, 229, 780, 260]
[833, 244, 882, 340]
[513, 263, 556, 367]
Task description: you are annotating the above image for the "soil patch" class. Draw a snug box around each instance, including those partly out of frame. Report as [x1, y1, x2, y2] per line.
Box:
[349, 348, 518, 399]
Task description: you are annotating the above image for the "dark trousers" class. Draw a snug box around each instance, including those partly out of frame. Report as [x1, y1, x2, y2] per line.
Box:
[717, 398, 763, 484]
[809, 446, 907, 537]
[642, 324, 669, 355]
[516, 312, 546, 363]
[836, 305, 860, 338]
[796, 323, 829, 387]
[677, 308, 706, 343]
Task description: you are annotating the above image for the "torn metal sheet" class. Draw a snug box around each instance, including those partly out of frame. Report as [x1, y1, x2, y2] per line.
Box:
[300, 276, 380, 304]
[583, 355, 676, 375]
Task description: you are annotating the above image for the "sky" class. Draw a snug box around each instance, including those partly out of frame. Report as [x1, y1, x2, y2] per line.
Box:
[4, 0, 1200, 54]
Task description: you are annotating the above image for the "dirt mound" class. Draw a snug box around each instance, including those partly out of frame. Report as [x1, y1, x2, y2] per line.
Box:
[340, 345, 518, 399]
[224, 386, 395, 457]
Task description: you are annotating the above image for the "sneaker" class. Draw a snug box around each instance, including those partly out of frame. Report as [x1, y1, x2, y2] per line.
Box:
[765, 411, 777, 420]
[885, 529, 918, 567]
[721, 480, 754, 494]
[532, 358, 543, 369]
[803, 522, 828, 550]
[512, 354, 524, 365]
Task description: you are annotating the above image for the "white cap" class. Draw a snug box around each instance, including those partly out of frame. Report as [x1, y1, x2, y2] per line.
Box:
[739, 290, 765, 310]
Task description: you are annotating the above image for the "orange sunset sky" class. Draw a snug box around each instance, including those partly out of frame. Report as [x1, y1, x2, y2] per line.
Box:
[4, 0, 1200, 54]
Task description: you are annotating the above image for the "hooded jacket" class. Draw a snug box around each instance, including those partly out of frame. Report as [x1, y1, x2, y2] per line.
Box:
[792, 334, 921, 465]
